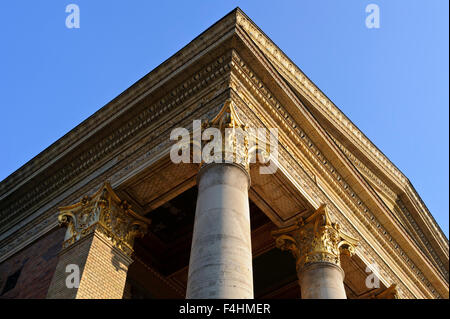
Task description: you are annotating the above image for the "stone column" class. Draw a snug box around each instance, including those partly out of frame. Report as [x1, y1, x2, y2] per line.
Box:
[298, 262, 346, 299]
[186, 99, 254, 299]
[272, 204, 358, 299]
[47, 182, 150, 299]
[186, 162, 253, 298]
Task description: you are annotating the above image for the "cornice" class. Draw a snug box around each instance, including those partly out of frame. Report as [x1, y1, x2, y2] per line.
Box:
[231, 90, 415, 298]
[332, 136, 449, 279]
[0, 7, 446, 298]
[0, 83, 231, 264]
[2, 7, 445, 262]
[235, 9, 406, 187]
[0, 9, 239, 199]
[233, 8, 448, 257]
[228, 51, 447, 297]
[0, 52, 233, 235]
[331, 130, 449, 265]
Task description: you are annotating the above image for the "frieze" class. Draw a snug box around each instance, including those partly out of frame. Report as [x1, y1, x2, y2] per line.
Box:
[0, 52, 233, 234]
[331, 136, 447, 280]
[330, 137, 397, 201]
[228, 54, 442, 297]
[235, 10, 447, 258]
[0, 71, 232, 264]
[0, 11, 237, 197]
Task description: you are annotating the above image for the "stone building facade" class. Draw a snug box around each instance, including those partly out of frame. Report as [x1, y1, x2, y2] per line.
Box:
[0, 8, 448, 299]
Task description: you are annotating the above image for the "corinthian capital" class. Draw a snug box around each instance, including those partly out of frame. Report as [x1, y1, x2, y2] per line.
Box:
[58, 182, 151, 256]
[201, 99, 250, 170]
[272, 204, 358, 271]
[201, 99, 277, 175]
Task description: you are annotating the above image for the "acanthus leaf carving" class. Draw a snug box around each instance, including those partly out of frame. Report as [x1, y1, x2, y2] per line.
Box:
[58, 182, 151, 256]
[272, 204, 358, 272]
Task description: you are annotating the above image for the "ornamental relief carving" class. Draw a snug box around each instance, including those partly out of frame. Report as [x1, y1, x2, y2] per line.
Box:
[233, 96, 410, 298]
[0, 51, 233, 234]
[195, 98, 276, 173]
[0, 83, 231, 265]
[228, 55, 441, 298]
[236, 12, 447, 278]
[332, 136, 446, 280]
[236, 11, 407, 187]
[272, 204, 358, 272]
[58, 182, 150, 256]
[0, 41, 444, 299]
[200, 99, 250, 170]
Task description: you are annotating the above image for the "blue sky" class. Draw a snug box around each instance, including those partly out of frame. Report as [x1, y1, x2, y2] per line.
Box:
[0, 1, 448, 237]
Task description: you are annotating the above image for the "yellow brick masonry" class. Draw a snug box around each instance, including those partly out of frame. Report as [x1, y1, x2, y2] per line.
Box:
[46, 230, 132, 299]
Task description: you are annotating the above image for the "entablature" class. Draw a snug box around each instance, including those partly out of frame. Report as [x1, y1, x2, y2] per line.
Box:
[233, 9, 448, 275]
[0, 7, 447, 299]
[226, 48, 448, 297]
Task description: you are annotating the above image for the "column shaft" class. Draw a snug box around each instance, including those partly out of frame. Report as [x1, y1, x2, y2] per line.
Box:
[186, 163, 253, 299]
[298, 262, 346, 299]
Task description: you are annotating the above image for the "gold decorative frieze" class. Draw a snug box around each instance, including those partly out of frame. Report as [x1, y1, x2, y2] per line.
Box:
[272, 204, 358, 272]
[236, 10, 408, 187]
[229, 57, 443, 298]
[235, 12, 448, 294]
[0, 52, 232, 234]
[58, 182, 150, 256]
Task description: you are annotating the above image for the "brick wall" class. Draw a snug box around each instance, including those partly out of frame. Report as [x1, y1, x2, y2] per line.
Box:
[47, 230, 132, 299]
[76, 232, 132, 299]
[0, 227, 65, 299]
[45, 232, 94, 299]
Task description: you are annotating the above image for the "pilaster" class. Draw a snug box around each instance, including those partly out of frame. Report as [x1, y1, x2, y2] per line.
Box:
[46, 182, 150, 299]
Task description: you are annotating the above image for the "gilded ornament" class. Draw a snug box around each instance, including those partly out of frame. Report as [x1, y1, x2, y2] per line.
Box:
[272, 204, 358, 271]
[58, 182, 150, 256]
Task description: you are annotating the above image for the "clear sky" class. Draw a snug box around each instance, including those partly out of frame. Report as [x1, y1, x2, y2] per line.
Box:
[0, 1, 448, 237]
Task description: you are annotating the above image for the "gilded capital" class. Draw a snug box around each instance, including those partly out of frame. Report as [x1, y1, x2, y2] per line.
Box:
[201, 99, 276, 174]
[58, 182, 151, 256]
[201, 99, 251, 171]
[272, 204, 358, 272]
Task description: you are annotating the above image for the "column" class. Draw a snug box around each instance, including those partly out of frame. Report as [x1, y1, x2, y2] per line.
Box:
[47, 182, 150, 299]
[272, 204, 358, 299]
[186, 99, 254, 298]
